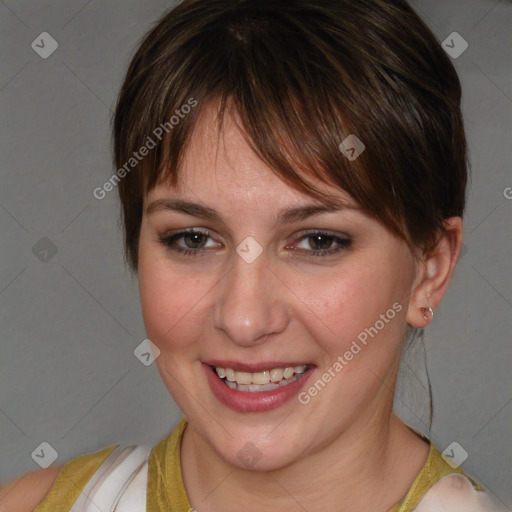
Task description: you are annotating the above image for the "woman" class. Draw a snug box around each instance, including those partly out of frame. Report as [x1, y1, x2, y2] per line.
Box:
[1, 0, 505, 510]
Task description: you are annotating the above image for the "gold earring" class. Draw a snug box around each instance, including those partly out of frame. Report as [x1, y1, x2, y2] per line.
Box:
[420, 307, 434, 321]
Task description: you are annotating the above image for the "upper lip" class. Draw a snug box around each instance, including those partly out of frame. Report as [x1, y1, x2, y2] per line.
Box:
[203, 360, 314, 373]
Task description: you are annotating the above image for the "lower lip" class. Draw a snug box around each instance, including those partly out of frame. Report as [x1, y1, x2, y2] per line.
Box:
[203, 363, 315, 413]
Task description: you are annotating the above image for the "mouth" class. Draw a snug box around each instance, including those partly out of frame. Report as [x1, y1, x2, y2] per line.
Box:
[210, 364, 311, 392]
[202, 361, 316, 412]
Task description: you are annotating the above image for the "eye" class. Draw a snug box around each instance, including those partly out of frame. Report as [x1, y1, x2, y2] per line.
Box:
[157, 228, 220, 257]
[288, 230, 352, 257]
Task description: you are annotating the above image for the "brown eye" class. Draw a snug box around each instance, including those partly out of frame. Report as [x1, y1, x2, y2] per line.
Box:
[182, 232, 208, 249]
[290, 230, 352, 257]
[157, 228, 220, 257]
[308, 233, 336, 251]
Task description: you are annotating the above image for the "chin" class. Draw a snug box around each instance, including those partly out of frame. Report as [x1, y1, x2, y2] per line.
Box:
[216, 435, 305, 472]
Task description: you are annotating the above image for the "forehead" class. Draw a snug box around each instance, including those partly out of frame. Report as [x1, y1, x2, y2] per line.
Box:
[150, 104, 356, 210]
[182, 105, 281, 194]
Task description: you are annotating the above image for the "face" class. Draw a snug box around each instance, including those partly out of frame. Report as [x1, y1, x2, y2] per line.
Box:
[138, 105, 421, 471]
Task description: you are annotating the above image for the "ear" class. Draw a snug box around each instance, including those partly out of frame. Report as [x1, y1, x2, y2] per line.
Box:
[406, 217, 463, 328]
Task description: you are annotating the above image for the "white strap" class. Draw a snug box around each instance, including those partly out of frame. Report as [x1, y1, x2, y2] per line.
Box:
[113, 459, 149, 512]
[69, 445, 151, 512]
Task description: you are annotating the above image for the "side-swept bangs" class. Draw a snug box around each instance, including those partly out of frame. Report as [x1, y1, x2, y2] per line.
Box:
[114, 0, 467, 271]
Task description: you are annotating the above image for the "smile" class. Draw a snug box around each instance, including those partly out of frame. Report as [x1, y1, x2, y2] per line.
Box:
[214, 365, 308, 392]
[203, 362, 315, 412]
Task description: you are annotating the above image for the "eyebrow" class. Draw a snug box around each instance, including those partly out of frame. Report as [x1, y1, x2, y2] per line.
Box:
[146, 198, 354, 226]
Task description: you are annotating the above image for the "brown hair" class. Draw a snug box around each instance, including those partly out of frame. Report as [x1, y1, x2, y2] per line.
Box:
[113, 0, 467, 272]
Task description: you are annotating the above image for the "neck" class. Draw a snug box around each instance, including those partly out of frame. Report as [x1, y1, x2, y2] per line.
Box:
[180, 402, 429, 512]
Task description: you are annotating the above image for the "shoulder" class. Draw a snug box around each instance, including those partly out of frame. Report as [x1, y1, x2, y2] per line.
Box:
[0, 466, 62, 512]
[414, 474, 506, 512]
[0, 444, 118, 512]
[396, 438, 505, 512]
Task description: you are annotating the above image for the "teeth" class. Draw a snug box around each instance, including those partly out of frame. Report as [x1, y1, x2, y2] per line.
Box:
[252, 371, 270, 385]
[225, 373, 304, 392]
[283, 367, 295, 379]
[214, 365, 308, 387]
[236, 371, 252, 385]
[270, 368, 284, 382]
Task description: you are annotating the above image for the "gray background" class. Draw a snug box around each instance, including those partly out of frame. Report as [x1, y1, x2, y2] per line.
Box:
[1, 0, 511, 507]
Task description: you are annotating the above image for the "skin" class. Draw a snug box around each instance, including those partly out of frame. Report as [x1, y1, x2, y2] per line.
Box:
[0, 466, 62, 512]
[137, 104, 463, 512]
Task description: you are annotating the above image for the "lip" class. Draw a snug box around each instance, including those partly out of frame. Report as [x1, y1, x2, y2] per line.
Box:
[203, 360, 312, 373]
[202, 362, 315, 413]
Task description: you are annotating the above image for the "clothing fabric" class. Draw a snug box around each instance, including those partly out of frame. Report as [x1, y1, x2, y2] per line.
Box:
[33, 418, 499, 511]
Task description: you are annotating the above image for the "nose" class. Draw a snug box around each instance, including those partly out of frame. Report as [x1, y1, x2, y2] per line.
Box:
[213, 248, 289, 347]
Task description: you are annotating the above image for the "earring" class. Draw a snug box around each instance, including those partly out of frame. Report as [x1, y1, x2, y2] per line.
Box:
[420, 307, 434, 321]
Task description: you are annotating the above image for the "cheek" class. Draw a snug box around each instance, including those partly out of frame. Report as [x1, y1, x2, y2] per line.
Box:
[138, 255, 208, 351]
[290, 260, 408, 360]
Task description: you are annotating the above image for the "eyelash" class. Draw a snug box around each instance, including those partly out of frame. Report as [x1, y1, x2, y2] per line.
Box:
[157, 228, 352, 258]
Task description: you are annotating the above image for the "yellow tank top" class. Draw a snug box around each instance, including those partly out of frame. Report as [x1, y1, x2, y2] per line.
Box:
[33, 417, 482, 511]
